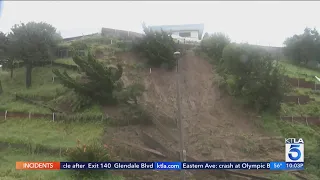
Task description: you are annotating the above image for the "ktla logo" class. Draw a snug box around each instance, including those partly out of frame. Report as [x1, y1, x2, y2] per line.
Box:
[285, 138, 304, 162]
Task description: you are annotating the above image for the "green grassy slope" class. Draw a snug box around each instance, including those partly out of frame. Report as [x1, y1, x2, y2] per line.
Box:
[0, 65, 121, 179]
[266, 61, 320, 179]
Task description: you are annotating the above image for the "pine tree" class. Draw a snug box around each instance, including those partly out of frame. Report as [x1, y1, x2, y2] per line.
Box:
[52, 53, 124, 106]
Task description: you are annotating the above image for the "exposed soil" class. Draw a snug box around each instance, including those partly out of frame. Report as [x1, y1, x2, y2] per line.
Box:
[103, 51, 285, 180]
[178, 51, 283, 162]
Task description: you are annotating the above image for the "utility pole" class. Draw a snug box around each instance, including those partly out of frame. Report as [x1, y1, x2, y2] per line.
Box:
[174, 51, 186, 180]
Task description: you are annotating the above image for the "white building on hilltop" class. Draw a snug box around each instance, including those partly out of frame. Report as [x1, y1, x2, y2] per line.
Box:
[148, 24, 204, 43]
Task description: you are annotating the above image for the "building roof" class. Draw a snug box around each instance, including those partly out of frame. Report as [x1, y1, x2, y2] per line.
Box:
[63, 33, 99, 42]
[148, 24, 204, 40]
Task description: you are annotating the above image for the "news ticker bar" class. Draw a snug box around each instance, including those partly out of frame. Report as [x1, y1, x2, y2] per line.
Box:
[16, 162, 304, 171]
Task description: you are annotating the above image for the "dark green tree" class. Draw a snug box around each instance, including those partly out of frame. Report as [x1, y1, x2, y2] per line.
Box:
[0, 32, 7, 56]
[8, 22, 61, 88]
[200, 32, 230, 62]
[220, 43, 289, 112]
[283, 27, 320, 65]
[134, 24, 177, 69]
[53, 53, 125, 107]
[0, 31, 14, 78]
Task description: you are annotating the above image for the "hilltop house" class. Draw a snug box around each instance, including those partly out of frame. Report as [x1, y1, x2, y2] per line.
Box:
[148, 24, 204, 41]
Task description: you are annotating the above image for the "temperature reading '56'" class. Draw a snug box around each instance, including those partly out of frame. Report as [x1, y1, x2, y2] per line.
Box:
[273, 163, 282, 169]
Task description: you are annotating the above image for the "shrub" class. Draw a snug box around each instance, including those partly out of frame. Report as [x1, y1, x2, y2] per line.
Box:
[70, 41, 88, 56]
[71, 41, 88, 50]
[114, 83, 145, 105]
[220, 43, 289, 112]
[66, 140, 111, 178]
[134, 24, 177, 69]
[93, 46, 104, 58]
[200, 32, 230, 62]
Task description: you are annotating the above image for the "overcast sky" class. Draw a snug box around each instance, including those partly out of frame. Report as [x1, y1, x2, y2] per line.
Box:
[0, 1, 319, 47]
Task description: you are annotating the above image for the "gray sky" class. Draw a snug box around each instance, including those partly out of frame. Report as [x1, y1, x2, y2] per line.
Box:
[0, 1, 319, 47]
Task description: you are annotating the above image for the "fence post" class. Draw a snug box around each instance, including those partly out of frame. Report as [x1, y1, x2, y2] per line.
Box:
[52, 113, 55, 122]
[305, 117, 309, 126]
[111, 39, 113, 45]
[4, 110, 7, 120]
[150, 68, 152, 74]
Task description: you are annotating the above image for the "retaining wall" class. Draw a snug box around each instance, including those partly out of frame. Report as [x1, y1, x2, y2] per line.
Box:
[0, 111, 52, 120]
[283, 95, 315, 104]
[280, 116, 320, 126]
[286, 76, 320, 90]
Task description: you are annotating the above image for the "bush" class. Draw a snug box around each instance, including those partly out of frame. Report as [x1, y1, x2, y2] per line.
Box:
[70, 41, 88, 56]
[114, 83, 145, 105]
[134, 25, 177, 69]
[200, 32, 230, 62]
[66, 140, 111, 178]
[220, 43, 289, 112]
[92, 46, 104, 58]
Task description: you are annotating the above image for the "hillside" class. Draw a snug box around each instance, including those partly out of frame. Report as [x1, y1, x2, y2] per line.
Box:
[0, 35, 319, 180]
[102, 50, 312, 180]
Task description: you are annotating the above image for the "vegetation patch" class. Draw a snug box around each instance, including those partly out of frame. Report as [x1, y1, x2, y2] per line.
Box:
[200, 28, 320, 179]
[0, 67, 77, 113]
[262, 114, 320, 178]
[280, 61, 320, 81]
[66, 140, 112, 178]
[281, 102, 320, 117]
[0, 118, 104, 149]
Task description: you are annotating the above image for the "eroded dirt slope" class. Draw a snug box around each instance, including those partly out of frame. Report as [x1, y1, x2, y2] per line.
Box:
[103, 51, 285, 179]
[140, 50, 283, 162]
[178, 51, 283, 161]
